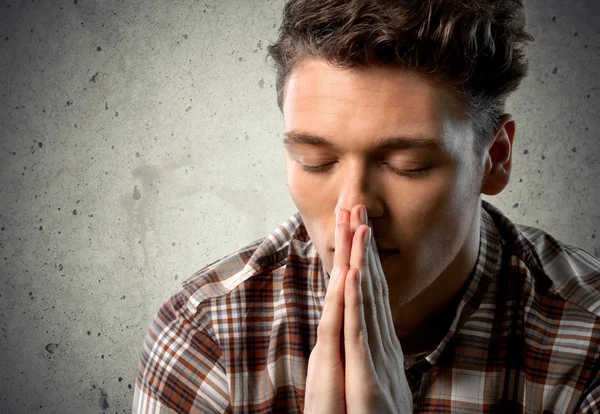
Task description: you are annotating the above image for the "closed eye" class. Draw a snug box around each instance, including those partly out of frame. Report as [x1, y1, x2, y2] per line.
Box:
[299, 162, 432, 178]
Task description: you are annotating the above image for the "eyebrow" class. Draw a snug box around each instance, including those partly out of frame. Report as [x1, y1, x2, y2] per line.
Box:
[282, 131, 444, 151]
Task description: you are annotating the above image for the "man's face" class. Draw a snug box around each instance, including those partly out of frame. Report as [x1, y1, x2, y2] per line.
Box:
[282, 59, 484, 317]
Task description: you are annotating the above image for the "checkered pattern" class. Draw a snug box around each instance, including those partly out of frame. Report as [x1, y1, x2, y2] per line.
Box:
[133, 200, 600, 413]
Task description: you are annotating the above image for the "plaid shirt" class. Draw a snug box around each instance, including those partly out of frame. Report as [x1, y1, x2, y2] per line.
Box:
[133, 200, 600, 413]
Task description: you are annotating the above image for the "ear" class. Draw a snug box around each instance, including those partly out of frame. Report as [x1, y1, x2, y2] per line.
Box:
[480, 114, 516, 196]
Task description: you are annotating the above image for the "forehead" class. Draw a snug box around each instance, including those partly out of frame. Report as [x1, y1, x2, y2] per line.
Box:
[282, 59, 472, 155]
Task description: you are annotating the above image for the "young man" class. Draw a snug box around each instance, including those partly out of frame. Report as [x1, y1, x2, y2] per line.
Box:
[133, 0, 600, 412]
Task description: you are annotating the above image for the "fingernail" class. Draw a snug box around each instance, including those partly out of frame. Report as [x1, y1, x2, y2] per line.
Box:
[335, 208, 340, 223]
[360, 206, 367, 223]
[363, 227, 371, 246]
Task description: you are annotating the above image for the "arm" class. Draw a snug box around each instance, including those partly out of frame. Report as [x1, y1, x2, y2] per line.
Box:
[132, 292, 231, 414]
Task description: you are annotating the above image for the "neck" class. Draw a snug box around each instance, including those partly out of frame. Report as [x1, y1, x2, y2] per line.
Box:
[398, 289, 464, 355]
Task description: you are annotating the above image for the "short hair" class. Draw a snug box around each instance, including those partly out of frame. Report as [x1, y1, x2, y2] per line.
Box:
[267, 0, 534, 157]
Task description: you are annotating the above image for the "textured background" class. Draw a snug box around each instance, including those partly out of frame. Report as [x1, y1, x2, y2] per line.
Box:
[0, 0, 598, 412]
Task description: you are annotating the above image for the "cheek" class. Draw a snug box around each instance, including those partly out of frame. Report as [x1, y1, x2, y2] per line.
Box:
[391, 163, 474, 243]
[410, 164, 479, 263]
[286, 160, 332, 215]
[285, 161, 339, 272]
[286, 169, 313, 213]
[286, 164, 330, 239]
[286, 155, 306, 204]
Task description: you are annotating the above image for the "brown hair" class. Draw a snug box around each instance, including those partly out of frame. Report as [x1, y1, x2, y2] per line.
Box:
[267, 0, 534, 156]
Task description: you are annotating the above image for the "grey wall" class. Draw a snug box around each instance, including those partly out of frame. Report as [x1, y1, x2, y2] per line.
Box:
[0, 0, 598, 412]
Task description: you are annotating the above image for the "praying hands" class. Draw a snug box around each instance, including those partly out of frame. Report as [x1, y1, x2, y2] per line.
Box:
[303, 204, 413, 414]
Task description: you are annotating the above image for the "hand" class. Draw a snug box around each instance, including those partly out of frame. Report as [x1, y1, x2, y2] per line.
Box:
[344, 205, 413, 413]
[303, 209, 350, 414]
[304, 205, 413, 414]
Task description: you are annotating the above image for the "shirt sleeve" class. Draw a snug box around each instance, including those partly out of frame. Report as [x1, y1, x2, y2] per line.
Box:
[132, 291, 231, 413]
[577, 369, 600, 413]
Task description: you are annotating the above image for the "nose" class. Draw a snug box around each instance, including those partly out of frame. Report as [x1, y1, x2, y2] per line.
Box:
[334, 164, 373, 220]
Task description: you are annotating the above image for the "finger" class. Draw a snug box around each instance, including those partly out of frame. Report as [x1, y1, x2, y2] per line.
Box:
[333, 208, 351, 272]
[366, 221, 397, 351]
[349, 204, 363, 239]
[367, 224, 410, 408]
[350, 224, 371, 308]
[317, 264, 349, 353]
[349, 223, 370, 272]
[350, 223, 384, 355]
[343, 267, 375, 373]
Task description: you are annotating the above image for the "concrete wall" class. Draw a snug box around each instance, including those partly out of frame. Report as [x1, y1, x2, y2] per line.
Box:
[0, 0, 598, 412]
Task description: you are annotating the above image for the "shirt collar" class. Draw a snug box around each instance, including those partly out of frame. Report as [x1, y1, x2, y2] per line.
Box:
[247, 211, 309, 272]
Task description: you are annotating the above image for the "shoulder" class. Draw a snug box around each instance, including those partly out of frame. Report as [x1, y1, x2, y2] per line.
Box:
[517, 221, 600, 318]
[144, 211, 314, 338]
[133, 211, 315, 412]
[177, 211, 314, 314]
[483, 200, 600, 318]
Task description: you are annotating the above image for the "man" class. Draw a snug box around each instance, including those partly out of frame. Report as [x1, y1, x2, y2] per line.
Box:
[133, 0, 600, 412]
